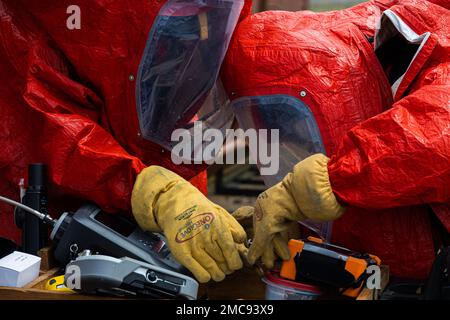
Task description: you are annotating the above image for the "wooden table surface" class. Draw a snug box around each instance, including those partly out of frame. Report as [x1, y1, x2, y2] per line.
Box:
[0, 266, 266, 300]
[0, 265, 389, 300]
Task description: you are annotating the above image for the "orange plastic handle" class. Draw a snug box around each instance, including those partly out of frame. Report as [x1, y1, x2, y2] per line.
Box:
[280, 239, 305, 280]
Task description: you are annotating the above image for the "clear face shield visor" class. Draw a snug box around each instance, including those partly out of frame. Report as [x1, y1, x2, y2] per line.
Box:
[232, 94, 333, 240]
[136, 0, 244, 161]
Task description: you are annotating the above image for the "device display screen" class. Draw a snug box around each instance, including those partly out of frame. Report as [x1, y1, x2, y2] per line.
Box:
[93, 211, 135, 237]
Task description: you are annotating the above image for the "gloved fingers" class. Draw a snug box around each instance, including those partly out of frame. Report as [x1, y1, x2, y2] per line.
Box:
[219, 208, 247, 244]
[214, 249, 234, 276]
[247, 230, 272, 266]
[215, 225, 243, 271]
[236, 243, 250, 267]
[237, 242, 249, 257]
[261, 242, 276, 269]
[231, 206, 255, 221]
[192, 249, 226, 282]
[176, 254, 211, 283]
[204, 241, 233, 275]
[273, 233, 290, 261]
[218, 262, 233, 275]
[231, 206, 255, 239]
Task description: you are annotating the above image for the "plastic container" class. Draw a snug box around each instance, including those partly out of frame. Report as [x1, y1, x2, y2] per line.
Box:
[262, 272, 322, 300]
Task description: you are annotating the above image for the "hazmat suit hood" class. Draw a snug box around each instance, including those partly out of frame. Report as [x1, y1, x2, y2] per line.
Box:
[223, 3, 394, 241]
[12, 0, 252, 172]
[224, 3, 393, 171]
[222, 0, 450, 279]
[0, 0, 252, 243]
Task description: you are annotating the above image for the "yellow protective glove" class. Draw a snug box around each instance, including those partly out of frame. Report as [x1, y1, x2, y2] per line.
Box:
[248, 154, 345, 268]
[231, 206, 255, 239]
[131, 166, 246, 283]
[233, 206, 301, 269]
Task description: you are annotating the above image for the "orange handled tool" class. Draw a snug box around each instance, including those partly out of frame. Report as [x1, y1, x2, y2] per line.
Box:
[280, 237, 381, 298]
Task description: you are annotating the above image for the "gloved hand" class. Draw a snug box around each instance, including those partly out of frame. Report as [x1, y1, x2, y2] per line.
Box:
[232, 206, 301, 268]
[231, 206, 255, 239]
[132, 166, 246, 283]
[248, 154, 345, 268]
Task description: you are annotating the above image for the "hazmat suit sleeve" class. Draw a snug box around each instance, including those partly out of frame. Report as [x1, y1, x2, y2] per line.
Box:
[10, 64, 146, 213]
[0, 4, 146, 213]
[328, 73, 450, 209]
[34, 114, 146, 214]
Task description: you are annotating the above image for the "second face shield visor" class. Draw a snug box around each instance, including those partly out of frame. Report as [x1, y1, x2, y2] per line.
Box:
[232, 94, 326, 186]
[232, 94, 333, 241]
[136, 0, 244, 152]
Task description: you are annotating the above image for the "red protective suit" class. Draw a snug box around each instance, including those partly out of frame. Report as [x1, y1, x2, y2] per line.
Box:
[0, 0, 252, 243]
[223, 0, 450, 279]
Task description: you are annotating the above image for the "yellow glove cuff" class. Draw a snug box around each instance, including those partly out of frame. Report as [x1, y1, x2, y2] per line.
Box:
[291, 154, 345, 222]
[131, 166, 183, 232]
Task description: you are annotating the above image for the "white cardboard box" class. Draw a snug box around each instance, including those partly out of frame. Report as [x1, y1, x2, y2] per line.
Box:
[0, 251, 41, 288]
